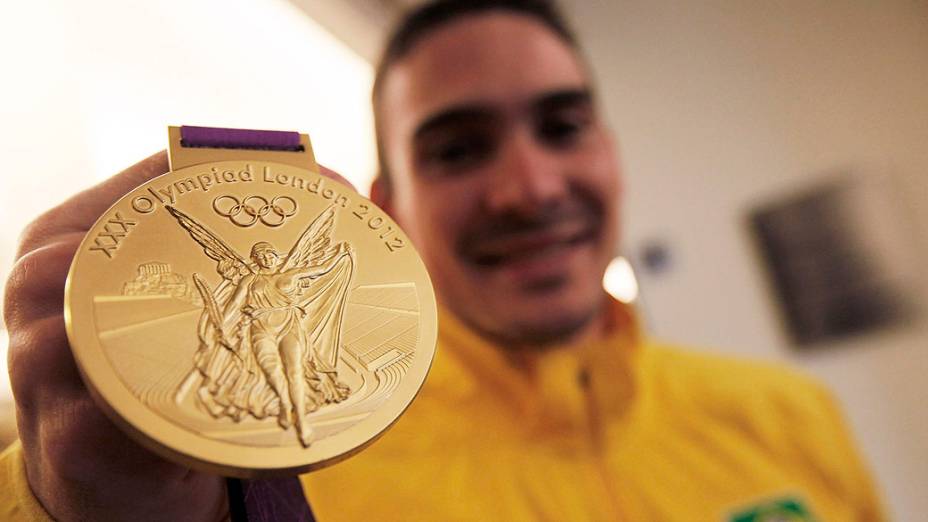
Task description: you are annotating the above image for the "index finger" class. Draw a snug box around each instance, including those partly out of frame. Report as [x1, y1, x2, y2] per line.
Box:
[318, 164, 357, 193]
[18, 151, 169, 258]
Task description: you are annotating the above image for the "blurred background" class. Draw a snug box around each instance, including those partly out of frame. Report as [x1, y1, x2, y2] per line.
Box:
[1, 0, 926, 518]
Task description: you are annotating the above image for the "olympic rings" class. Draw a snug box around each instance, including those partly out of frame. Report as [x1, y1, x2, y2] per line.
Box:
[212, 195, 298, 227]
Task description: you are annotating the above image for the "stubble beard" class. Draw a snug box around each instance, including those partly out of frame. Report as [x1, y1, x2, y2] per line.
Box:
[458, 291, 605, 351]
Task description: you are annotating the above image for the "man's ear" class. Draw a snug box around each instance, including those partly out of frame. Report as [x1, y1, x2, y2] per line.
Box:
[370, 176, 393, 217]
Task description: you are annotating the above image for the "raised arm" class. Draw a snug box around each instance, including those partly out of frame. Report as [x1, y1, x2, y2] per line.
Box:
[289, 243, 353, 280]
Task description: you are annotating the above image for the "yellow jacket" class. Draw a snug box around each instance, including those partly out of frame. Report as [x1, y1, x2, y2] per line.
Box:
[1, 301, 884, 520]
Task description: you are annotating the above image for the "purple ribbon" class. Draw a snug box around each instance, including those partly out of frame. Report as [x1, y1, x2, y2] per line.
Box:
[180, 125, 303, 151]
[185, 126, 313, 521]
[228, 477, 316, 522]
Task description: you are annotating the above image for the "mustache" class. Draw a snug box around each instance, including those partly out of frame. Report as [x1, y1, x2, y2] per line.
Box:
[457, 196, 604, 259]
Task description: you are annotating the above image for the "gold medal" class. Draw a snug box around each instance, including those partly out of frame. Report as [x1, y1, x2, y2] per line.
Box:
[65, 126, 437, 477]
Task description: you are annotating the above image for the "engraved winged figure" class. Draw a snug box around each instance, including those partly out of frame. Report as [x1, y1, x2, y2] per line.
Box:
[167, 204, 355, 447]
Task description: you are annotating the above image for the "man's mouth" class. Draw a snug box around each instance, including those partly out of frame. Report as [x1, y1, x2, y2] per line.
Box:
[464, 217, 599, 269]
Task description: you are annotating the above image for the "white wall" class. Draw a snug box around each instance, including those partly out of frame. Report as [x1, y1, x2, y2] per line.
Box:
[561, 1, 928, 518]
[0, 0, 377, 442]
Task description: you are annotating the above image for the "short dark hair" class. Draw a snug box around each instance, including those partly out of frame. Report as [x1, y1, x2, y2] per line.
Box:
[372, 0, 580, 189]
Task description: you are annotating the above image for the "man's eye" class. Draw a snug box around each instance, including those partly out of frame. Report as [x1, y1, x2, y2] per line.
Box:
[424, 136, 492, 170]
[537, 113, 590, 147]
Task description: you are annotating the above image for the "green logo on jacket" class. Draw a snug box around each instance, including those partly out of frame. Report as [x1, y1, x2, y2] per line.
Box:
[729, 496, 816, 522]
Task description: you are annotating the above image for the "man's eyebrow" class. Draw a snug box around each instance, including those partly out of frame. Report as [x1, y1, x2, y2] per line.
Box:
[533, 88, 593, 111]
[412, 88, 593, 140]
[413, 105, 495, 141]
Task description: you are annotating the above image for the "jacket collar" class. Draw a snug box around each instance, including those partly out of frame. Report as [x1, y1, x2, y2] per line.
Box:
[434, 297, 642, 433]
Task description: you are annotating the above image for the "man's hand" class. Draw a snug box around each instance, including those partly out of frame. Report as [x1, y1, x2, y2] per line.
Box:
[3, 152, 356, 521]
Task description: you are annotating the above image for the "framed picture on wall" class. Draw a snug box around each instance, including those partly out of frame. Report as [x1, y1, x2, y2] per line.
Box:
[749, 175, 922, 347]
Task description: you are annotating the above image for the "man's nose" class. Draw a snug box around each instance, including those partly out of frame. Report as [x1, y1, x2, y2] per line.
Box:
[483, 130, 568, 215]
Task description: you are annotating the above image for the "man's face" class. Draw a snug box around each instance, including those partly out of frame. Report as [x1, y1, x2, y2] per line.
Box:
[376, 13, 621, 346]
